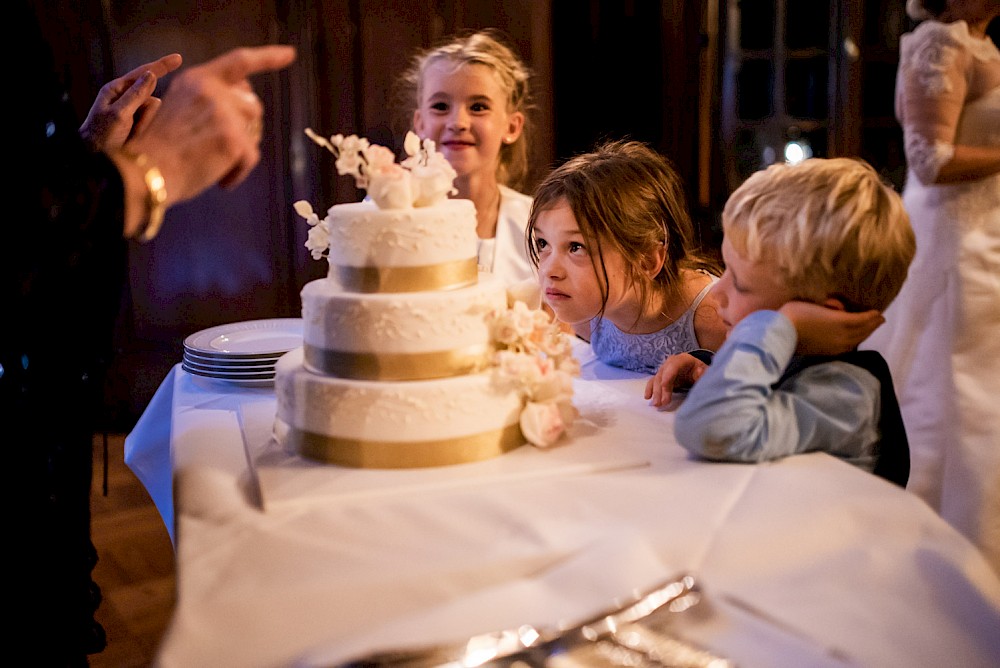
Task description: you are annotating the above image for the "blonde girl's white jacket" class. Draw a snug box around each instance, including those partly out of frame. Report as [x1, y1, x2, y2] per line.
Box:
[479, 184, 535, 285]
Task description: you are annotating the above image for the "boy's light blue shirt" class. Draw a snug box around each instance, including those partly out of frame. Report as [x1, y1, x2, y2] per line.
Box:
[674, 310, 879, 471]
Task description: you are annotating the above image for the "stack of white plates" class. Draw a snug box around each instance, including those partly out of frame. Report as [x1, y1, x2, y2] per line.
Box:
[182, 318, 303, 385]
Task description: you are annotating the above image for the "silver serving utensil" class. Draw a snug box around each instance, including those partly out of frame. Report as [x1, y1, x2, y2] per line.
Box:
[486, 573, 730, 667]
[335, 573, 729, 668]
[335, 626, 541, 668]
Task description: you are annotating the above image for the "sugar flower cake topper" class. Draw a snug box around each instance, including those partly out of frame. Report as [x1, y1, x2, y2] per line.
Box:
[489, 299, 581, 449]
[293, 130, 459, 259]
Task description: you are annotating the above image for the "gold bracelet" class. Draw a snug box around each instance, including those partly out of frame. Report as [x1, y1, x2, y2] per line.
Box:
[122, 151, 167, 242]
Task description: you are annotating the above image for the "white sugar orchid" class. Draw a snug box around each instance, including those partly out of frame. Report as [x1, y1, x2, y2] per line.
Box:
[304, 129, 373, 188]
[402, 131, 458, 206]
[332, 135, 371, 188]
[293, 199, 318, 225]
[403, 130, 422, 157]
[410, 162, 458, 207]
[293, 200, 330, 259]
[305, 222, 330, 260]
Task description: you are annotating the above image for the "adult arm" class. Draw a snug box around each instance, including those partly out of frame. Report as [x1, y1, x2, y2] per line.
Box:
[11, 19, 296, 364]
[79, 53, 183, 152]
[897, 21, 1000, 184]
[108, 45, 297, 239]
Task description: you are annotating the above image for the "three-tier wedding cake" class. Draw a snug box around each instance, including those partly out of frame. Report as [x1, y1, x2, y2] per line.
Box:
[274, 130, 578, 468]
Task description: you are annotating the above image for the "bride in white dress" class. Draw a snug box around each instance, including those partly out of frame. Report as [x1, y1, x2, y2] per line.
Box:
[864, 0, 1000, 574]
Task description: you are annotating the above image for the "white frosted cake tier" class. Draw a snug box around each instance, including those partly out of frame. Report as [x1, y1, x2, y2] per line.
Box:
[275, 348, 526, 468]
[326, 199, 479, 292]
[301, 272, 507, 380]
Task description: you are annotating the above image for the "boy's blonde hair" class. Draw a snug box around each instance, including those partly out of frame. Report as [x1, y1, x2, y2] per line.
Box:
[527, 140, 720, 324]
[394, 29, 534, 190]
[722, 158, 915, 311]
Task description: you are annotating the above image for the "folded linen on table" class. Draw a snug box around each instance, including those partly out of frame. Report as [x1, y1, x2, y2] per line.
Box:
[295, 530, 686, 667]
[690, 452, 1000, 667]
[124, 365, 178, 540]
[296, 528, 854, 668]
[174, 466, 258, 529]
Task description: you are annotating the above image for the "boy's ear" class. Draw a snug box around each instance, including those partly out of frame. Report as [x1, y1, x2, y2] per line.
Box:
[412, 109, 424, 135]
[822, 296, 847, 311]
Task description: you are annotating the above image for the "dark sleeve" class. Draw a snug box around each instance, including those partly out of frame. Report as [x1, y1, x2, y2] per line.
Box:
[687, 349, 715, 365]
[4, 1, 127, 378]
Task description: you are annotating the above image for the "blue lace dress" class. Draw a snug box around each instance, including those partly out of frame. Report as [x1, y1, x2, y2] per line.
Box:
[589, 279, 717, 374]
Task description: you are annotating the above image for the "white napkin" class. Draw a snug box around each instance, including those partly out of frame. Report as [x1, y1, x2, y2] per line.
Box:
[294, 529, 681, 667]
[124, 365, 178, 539]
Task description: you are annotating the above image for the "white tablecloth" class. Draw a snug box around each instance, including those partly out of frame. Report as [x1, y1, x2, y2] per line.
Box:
[125, 342, 1000, 667]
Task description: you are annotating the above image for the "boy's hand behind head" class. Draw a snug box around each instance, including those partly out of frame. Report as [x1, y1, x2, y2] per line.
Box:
[780, 300, 884, 355]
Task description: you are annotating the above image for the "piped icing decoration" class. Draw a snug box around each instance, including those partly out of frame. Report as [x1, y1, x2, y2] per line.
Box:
[488, 300, 580, 448]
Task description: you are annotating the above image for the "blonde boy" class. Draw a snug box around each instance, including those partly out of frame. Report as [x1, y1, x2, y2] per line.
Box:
[660, 158, 915, 485]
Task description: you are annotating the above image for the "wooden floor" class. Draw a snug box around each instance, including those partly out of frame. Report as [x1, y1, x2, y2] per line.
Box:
[89, 432, 176, 667]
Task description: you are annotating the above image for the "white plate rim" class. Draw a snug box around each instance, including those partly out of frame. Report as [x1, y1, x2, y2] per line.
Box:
[182, 353, 279, 371]
[184, 318, 302, 357]
[183, 371, 275, 388]
[181, 359, 277, 375]
[181, 362, 275, 380]
[183, 347, 287, 363]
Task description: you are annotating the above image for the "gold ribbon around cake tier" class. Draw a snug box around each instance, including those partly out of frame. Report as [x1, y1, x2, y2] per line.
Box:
[305, 343, 495, 380]
[291, 423, 525, 468]
[334, 258, 478, 293]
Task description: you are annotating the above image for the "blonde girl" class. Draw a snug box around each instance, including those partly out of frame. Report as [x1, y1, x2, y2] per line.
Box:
[396, 29, 536, 284]
[528, 140, 728, 373]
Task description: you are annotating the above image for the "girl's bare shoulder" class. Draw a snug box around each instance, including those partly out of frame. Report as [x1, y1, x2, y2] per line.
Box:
[686, 272, 726, 351]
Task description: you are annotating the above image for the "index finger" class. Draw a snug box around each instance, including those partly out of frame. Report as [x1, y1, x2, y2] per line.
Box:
[120, 53, 183, 86]
[202, 45, 297, 83]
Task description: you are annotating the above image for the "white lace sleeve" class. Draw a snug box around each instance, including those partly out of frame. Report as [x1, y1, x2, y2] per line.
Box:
[904, 133, 956, 184]
[896, 21, 970, 184]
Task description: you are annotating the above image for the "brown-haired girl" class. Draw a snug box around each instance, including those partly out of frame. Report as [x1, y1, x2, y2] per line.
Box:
[528, 140, 727, 373]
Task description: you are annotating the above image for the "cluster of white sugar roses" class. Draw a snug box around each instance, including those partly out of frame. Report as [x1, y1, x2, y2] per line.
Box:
[293, 129, 458, 259]
[488, 301, 581, 449]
